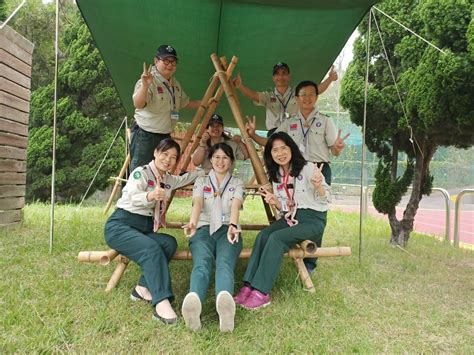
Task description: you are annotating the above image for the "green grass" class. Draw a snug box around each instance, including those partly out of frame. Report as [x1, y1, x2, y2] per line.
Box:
[1, 198, 473, 353]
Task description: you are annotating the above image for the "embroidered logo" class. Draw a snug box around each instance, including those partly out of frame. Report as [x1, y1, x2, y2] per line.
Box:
[164, 184, 171, 189]
[290, 123, 298, 131]
[297, 174, 303, 181]
[157, 86, 164, 94]
[133, 171, 141, 179]
[148, 180, 155, 187]
[166, 45, 174, 52]
[270, 97, 277, 102]
[277, 184, 285, 190]
[229, 187, 235, 192]
[316, 122, 322, 127]
[203, 186, 212, 193]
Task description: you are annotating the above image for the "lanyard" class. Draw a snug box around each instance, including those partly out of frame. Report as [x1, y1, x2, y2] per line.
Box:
[274, 89, 292, 111]
[282, 171, 295, 204]
[162, 81, 176, 110]
[209, 175, 232, 198]
[299, 116, 317, 141]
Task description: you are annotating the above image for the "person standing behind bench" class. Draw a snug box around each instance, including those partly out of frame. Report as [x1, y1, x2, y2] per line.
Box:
[234, 62, 338, 136]
[130, 44, 201, 171]
[104, 139, 204, 325]
[234, 132, 330, 309]
[181, 142, 245, 332]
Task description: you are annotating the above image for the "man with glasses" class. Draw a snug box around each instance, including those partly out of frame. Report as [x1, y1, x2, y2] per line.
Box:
[234, 62, 338, 136]
[130, 45, 201, 171]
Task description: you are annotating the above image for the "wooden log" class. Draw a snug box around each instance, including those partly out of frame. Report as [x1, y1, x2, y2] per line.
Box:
[0, 159, 26, 172]
[0, 196, 25, 210]
[0, 185, 25, 198]
[0, 172, 26, 185]
[294, 257, 315, 293]
[77, 250, 119, 265]
[0, 117, 28, 136]
[0, 146, 26, 160]
[103, 153, 130, 215]
[0, 104, 29, 124]
[105, 255, 129, 292]
[0, 49, 32, 77]
[0, 209, 22, 225]
[0, 91, 29, 112]
[0, 64, 30, 89]
[0, 77, 31, 101]
[0, 131, 28, 148]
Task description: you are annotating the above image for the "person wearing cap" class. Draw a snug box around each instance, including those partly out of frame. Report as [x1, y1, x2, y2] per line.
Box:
[192, 113, 249, 173]
[181, 142, 245, 332]
[130, 44, 201, 171]
[245, 80, 349, 274]
[234, 62, 338, 136]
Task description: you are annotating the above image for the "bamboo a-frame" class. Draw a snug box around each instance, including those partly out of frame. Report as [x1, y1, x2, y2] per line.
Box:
[80, 54, 351, 293]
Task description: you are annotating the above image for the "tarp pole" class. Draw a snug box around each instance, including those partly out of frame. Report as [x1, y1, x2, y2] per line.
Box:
[49, 0, 60, 254]
[359, 9, 372, 265]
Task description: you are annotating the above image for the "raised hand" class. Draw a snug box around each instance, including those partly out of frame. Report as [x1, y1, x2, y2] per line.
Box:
[182, 222, 197, 238]
[199, 132, 210, 146]
[233, 73, 242, 89]
[227, 224, 241, 244]
[141, 62, 153, 87]
[328, 65, 338, 82]
[333, 129, 350, 152]
[245, 115, 256, 136]
[310, 163, 324, 189]
[258, 187, 282, 210]
[148, 186, 166, 201]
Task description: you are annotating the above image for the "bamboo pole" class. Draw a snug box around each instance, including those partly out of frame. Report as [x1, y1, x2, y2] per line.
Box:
[294, 257, 316, 293]
[77, 250, 119, 265]
[105, 255, 129, 292]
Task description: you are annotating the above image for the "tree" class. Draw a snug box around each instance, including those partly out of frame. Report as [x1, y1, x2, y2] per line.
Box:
[26, 13, 126, 202]
[340, 0, 474, 246]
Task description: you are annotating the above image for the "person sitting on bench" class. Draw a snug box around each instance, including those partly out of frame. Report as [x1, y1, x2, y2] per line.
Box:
[234, 132, 330, 309]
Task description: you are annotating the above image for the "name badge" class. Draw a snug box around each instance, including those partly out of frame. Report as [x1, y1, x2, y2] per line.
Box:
[299, 143, 306, 154]
[171, 111, 180, 120]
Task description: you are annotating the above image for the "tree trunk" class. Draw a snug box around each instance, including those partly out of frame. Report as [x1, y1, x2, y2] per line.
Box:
[388, 141, 437, 246]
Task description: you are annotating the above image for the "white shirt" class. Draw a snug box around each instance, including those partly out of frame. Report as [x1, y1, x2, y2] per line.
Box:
[255, 87, 298, 130]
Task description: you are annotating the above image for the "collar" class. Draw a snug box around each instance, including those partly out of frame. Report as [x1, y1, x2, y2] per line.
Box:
[274, 86, 293, 100]
[151, 66, 173, 86]
[296, 107, 320, 122]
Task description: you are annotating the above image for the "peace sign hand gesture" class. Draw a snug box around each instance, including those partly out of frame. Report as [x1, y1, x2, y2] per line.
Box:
[258, 186, 282, 210]
[310, 163, 325, 189]
[245, 115, 257, 137]
[141, 62, 153, 88]
[332, 129, 350, 155]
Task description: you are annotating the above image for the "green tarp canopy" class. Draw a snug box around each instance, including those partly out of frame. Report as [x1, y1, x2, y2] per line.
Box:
[76, 0, 379, 130]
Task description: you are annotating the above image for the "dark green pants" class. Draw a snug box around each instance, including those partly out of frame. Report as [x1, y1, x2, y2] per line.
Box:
[189, 225, 243, 302]
[243, 209, 326, 294]
[104, 208, 177, 305]
[129, 125, 171, 171]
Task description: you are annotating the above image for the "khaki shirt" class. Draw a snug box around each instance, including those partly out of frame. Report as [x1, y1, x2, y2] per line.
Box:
[133, 67, 190, 134]
[193, 138, 246, 173]
[276, 108, 337, 162]
[255, 87, 298, 130]
[192, 175, 244, 228]
[117, 166, 204, 217]
[273, 163, 331, 213]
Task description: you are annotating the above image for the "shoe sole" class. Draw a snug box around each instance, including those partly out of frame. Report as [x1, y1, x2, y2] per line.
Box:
[152, 312, 177, 325]
[216, 292, 235, 332]
[181, 293, 202, 331]
[242, 301, 271, 310]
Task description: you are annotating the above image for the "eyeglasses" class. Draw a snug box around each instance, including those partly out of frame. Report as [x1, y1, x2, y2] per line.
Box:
[158, 58, 178, 66]
[297, 93, 317, 98]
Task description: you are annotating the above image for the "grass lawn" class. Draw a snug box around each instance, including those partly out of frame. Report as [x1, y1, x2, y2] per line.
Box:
[1, 197, 473, 353]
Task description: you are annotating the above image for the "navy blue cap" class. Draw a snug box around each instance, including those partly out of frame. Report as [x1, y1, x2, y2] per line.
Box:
[207, 114, 224, 127]
[156, 45, 178, 59]
[273, 62, 290, 75]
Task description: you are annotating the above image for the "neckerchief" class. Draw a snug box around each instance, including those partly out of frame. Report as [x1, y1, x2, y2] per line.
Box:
[148, 160, 166, 232]
[280, 167, 298, 227]
[208, 169, 232, 235]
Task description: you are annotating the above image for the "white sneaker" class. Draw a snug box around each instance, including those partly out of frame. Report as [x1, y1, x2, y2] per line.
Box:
[181, 292, 202, 331]
[216, 291, 235, 332]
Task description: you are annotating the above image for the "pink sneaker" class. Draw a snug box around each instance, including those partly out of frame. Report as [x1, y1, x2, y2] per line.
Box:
[242, 289, 271, 309]
[234, 286, 252, 305]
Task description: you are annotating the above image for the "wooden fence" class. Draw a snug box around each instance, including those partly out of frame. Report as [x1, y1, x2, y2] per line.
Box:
[0, 25, 34, 226]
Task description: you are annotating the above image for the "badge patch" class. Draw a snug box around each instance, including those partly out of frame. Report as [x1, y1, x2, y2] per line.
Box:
[277, 184, 284, 190]
[316, 122, 322, 127]
[270, 97, 277, 102]
[290, 123, 298, 131]
[229, 187, 235, 192]
[133, 171, 141, 179]
[203, 186, 212, 193]
[164, 184, 171, 189]
[147, 180, 155, 187]
[297, 174, 303, 181]
[157, 86, 164, 94]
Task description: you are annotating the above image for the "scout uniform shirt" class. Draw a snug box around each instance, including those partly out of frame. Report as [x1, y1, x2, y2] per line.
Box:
[117, 166, 204, 217]
[276, 107, 338, 163]
[273, 162, 331, 213]
[193, 137, 246, 173]
[192, 175, 244, 228]
[255, 87, 298, 131]
[133, 66, 190, 134]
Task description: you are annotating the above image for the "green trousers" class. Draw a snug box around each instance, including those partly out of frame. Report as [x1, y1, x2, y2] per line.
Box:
[243, 209, 326, 294]
[188, 225, 243, 302]
[129, 126, 171, 171]
[104, 208, 177, 305]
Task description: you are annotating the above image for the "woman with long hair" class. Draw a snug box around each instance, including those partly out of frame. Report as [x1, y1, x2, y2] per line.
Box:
[234, 131, 330, 309]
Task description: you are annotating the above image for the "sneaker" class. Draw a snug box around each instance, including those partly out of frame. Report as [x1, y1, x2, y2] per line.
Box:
[242, 289, 271, 309]
[234, 286, 252, 305]
[181, 292, 202, 331]
[216, 291, 235, 332]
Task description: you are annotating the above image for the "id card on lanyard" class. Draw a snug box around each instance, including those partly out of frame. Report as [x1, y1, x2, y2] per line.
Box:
[275, 89, 293, 122]
[163, 81, 179, 120]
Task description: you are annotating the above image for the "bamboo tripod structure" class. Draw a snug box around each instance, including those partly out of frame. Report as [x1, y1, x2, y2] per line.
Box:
[81, 54, 351, 293]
